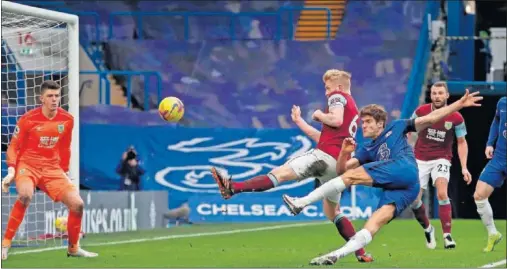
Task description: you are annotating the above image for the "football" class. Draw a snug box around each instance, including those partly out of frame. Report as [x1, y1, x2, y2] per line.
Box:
[55, 216, 67, 233]
[158, 96, 185, 122]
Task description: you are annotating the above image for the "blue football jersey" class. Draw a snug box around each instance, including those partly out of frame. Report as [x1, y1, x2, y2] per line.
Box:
[354, 119, 417, 164]
[487, 96, 507, 159]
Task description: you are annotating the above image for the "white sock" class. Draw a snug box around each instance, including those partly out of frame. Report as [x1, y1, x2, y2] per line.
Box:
[300, 176, 347, 206]
[330, 229, 372, 258]
[475, 199, 498, 235]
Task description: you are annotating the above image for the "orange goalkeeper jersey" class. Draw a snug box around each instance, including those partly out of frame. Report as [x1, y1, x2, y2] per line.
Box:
[6, 107, 74, 172]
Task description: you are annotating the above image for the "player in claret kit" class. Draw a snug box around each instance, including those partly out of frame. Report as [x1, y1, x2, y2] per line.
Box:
[281, 90, 482, 265]
[409, 81, 472, 249]
[210, 69, 373, 262]
[1, 81, 98, 260]
[473, 96, 506, 252]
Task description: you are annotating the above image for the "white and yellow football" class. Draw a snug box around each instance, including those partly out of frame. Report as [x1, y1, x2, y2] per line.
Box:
[55, 216, 67, 233]
[158, 96, 185, 122]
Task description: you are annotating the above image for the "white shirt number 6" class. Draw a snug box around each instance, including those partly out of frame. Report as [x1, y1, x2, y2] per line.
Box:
[349, 114, 359, 138]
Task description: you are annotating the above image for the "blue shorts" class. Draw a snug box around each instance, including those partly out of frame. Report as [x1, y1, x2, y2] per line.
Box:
[362, 159, 420, 218]
[479, 157, 506, 188]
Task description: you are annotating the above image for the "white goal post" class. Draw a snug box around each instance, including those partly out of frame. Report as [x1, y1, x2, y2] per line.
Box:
[1, 1, 80, 186]
[1, 1, 80, 246]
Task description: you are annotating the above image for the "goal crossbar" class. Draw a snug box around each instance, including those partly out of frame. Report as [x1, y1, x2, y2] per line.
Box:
[2, 1, 79, 25]
[2, 1, 80, 187]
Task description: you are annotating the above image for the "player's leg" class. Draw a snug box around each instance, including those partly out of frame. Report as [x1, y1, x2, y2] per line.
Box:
[211, 149, 330, 199]
[282, 165, 374, 213]
[410, 160, 435, 249]
[283, 159, 408, 213]
[310, 204, 396, 265]
[434, 178, 455, 248]
[211, 163, 297, 199]
[322, 196, 372, 262]
[2, 166, 38, 260]
[411, 189, 436, 249]
[309, 185, 419, 265]
[430, 159, 454, 248]
[474, 159, 504, 252]
[41, 170, 97, 257]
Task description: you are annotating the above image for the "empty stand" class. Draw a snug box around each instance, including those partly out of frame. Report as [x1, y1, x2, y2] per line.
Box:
[4, 1, 428, 128]
[295, 0, 346, 40]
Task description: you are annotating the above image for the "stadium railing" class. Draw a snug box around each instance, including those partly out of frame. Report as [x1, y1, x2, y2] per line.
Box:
[400, 0, 440, 119]
[446, 81, 507, 95]
[107, 7, 332, 40]
[2, 70, 162, 110]
[80, 70, 163, 110]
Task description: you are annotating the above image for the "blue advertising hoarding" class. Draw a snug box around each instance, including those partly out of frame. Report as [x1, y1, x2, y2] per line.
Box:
[80, 124, 381, 222]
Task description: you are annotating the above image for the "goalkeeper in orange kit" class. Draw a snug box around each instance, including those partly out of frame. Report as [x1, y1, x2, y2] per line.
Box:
[1, 81, 98, 260]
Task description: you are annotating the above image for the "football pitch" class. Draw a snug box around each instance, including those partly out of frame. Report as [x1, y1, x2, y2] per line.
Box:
[3, 219, 506, 268]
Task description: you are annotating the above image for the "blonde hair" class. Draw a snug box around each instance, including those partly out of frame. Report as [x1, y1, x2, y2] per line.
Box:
[322, 69, 351, 91]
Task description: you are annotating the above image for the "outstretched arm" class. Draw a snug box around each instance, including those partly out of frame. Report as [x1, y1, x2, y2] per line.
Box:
[290, 105, 320, 143]
[291, 105, 321, 142]
[414, 89, 482, 132]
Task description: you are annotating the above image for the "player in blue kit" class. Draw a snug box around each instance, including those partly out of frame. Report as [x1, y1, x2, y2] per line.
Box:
[282, 90, 482, 265]
[474, 96, 506, 252]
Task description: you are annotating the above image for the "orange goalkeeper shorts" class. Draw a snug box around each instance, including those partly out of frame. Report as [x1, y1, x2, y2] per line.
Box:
[15, 163, 76, 202]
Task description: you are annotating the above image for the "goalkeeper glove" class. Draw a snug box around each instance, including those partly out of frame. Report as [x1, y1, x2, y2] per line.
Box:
[2, 167, 15, 193]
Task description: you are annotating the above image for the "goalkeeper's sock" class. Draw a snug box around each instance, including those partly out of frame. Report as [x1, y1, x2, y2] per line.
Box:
[232, 174, 278, 193]
[330, 229, 372, 259]
[333, 213, 366, 256]
[67, 210, 83, 252]
[475, 199, 498, 235]
[411, 200, 430, 230]
[2, 200, 28, 247]
[438, 199, 452, 234]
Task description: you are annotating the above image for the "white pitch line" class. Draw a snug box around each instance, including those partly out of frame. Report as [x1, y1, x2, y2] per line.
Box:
[11, 221, 328, 255]
[480, 259, 507, 268]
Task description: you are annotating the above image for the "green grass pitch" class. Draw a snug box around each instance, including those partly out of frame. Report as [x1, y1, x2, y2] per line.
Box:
[2, 219, 505, 268]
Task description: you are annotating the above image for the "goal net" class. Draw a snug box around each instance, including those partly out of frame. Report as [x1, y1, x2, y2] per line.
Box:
[1, 1, 79, 248]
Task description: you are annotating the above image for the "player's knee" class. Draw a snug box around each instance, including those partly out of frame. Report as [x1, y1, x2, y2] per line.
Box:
[410, 199, 422, 209]
[69, 198, 84, 213]
[270, 165, 296, 183]
[342, 167, 370, 186]
[473, 191, 486, 201]
[436, 189, 448, 201]
[18, 193, 32, 207]
[339, 171, 354, 184]
[323, 199, 339, 221]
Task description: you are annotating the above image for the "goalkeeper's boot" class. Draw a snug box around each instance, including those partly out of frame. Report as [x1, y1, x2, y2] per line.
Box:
[356, 252, 374, 263]
[211, 167, 233, 199]
[282, 194, 304, 215]
[67, 247, 98, 258]
[483, 232, 502, 252]
[1, 245, 9, 261]
[443, 233, 456, 249]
